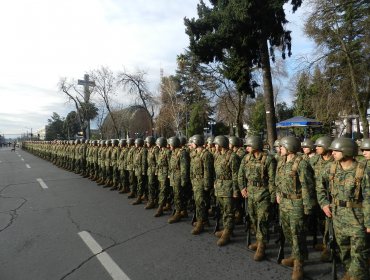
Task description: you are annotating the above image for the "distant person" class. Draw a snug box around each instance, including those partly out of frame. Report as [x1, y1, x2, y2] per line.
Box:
[11, 141, 16, 152]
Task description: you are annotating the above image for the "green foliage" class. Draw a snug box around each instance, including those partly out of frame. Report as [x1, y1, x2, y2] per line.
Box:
[45, 112, 66, 140]
[247, 95, 266, 135]
[63, 111, 80, 138]
[214, 121, 229, 136]
[293, 72, 315, 118]
[276, 101, 294, 122]
[188, 101, 208, 136]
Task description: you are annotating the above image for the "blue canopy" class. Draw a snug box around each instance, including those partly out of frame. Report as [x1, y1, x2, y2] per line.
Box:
[276, 116, 322, 128]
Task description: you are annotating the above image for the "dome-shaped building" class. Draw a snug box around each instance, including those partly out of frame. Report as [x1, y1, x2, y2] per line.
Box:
[101, 105, 153, 139]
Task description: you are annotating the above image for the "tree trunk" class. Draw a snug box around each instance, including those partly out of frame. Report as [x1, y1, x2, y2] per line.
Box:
[345, 118, 352, 138]
[259, 40, 277, 149]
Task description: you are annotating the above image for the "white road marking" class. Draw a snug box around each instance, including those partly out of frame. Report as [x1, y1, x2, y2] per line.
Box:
[18, 155, 21, 157]
[78, 231, 130, 280]
[26, 164, 31, 168]
[36, 178, 48, 189]
[21, 158, 25, 161]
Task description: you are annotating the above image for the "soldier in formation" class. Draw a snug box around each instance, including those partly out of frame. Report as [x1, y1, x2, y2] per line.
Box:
[22, 134, 370, 279]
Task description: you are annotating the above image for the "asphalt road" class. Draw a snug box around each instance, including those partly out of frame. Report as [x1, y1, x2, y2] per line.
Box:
[0, 147, 340, 280]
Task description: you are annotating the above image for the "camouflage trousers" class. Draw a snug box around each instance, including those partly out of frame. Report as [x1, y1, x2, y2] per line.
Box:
[135, 173, 146, 197]
[147, 174, 158, 203]
[105, 166, 112, 181]
[120, 169, 129, 188]
[333, 206, 369, 280]
[99, 165, 107, 180]
[158, 178, 170, 207]
[247, 189, 270, 244]
[280, 198, 307, 262]
[128, 170, 137, 194]
[192, 185, 207, 221]
[170, 180, 185, 212]
[112, 166, 119, 185]
[216, 196, 235, 231]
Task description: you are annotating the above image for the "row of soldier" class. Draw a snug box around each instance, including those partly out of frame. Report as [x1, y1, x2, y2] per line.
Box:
[22, 134, 370, 280]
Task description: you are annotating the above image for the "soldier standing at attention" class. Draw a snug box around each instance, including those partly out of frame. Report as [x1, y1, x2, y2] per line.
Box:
[311, 136, 334, 262]
[213, 135, 240, 246]
[132, 138, 148, 205]
[275, 136, 316, 280]
[103, 140, 113, 188]
[167, 136, 190, 224]
[126, 138, 137, 199]
[145, 136, 159, 209]
[110, 139, 120, 190]
[117, 139, 129, 193]
[238, 135, 276, 261]
[189, 134, 214, 234]
[318, 138, 369, 280]
[301, 139, 318, 166]
[154, 137, 171, 217]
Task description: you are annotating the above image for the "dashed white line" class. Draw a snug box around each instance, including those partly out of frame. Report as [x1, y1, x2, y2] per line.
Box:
[26, 164, 31, 168]
[21, 158, 25, 161]
[36, 178, 48, 189]
[78, 231, 130, 280]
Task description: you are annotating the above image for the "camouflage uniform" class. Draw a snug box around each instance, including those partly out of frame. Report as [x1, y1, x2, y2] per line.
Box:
[168, 142, 190, 222]
[155, 145, 171, 216]
[132, 141, 148, 204]
[275, 154, 316, 262]
[318, 160, 370, 280]
[126, 141, 137, 198]
[111, 141, 120, 188]
[238, 152, 276, 245]
[214, 149, 240, 232]
[146, 144, 160, 207]
[190, 145, 213, 224]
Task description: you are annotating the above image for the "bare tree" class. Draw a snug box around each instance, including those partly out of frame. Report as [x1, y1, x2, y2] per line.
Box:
[58, 78, 98, 139]
[117, 69, 155, 127]
[89, 66, 120, 138]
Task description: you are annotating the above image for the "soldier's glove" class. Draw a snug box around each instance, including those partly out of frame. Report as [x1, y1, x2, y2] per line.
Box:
[304, 208, 312, 216]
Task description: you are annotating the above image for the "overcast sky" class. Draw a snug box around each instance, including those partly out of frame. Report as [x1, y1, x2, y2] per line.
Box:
[0, 0, 314, 138]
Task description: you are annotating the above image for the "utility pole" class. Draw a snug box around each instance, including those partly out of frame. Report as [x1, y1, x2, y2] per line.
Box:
[78, 74, 95, 139]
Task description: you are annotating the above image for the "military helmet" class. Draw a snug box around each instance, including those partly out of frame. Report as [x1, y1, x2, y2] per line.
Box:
[127, 138, 135, 145]
[145, 136, 155, 145]
[206, 136, 215, 145]
[93, 140, 98, 146]
[119, 139, 127, 146]
[191, 134, 204, 146]
[360, 139, 370, 150]
[75, 139, 81, 144]
[85, 139, 90, 144]
[100, 140, 105, 145]
[105, 139, 112, 146]
[81, 138, 86, 143]
[228, 136, 240, 147]
[112, 139, 119, 146]
[245, 135, 263, 150]
[315, 136, 332, 151]
[280, 136, 300, 153]
[179, 136, 187, 146]
[168, 136, 180, 148]
[329, 137, 357, 157]
[135, 138, 144, 146]
[214, 135, 229, 148]
[273, 139, 280, 147]
[70, 140, 75, 145]
[156, 137, 167, 148]
[301, 139, 315, 150]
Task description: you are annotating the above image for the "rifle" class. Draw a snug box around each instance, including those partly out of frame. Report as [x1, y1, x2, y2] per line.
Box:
[243, 198, 251, 247]
[276, 210, 285, 264]
[327, 214, 337, 280]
